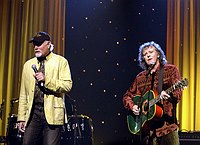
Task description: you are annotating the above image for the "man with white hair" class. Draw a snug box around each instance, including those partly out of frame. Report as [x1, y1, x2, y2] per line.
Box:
[17, 31, 72, 145]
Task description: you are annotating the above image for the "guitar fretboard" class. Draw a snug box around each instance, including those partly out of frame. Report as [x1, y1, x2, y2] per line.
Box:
[149, 78, 188, 108]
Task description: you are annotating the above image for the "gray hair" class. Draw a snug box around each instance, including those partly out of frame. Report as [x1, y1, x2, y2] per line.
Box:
[138, 41, 167, 70]
[49, 44, 54, 52]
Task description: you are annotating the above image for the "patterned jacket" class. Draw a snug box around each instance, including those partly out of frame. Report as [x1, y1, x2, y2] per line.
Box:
[123, 64, 182, 137]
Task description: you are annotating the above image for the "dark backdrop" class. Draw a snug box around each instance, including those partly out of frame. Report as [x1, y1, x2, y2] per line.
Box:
[65, 0, 167, 145]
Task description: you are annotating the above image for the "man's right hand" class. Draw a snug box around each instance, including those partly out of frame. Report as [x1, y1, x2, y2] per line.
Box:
[18, 122, 25, 132]
[132, 105, 140, 115]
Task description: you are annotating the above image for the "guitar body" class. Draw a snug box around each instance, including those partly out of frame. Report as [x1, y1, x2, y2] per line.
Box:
[127, 90, 163, 134]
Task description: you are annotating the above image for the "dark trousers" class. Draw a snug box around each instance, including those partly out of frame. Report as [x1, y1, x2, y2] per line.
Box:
[22, 109, 61, 145]
[140, 130, 179, 145]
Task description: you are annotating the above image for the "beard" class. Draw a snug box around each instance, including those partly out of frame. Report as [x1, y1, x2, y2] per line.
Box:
[35, 52, 42, 58]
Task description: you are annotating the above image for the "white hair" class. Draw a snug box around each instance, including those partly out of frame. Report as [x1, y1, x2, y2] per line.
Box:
[49, 43, 54, 51]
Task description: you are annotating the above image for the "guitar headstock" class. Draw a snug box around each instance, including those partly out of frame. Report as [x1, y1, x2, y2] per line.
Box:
[175, 78, 189, 89]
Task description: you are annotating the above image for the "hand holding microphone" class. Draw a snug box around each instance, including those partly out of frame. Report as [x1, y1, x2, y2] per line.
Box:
[32, 64, 45, 87]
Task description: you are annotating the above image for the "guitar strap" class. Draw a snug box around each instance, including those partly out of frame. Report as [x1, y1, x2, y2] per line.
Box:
[158, 64, 164, 104]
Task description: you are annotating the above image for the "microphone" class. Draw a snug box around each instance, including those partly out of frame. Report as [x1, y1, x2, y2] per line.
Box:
[32, 64, 44, 87]
[32, 64, 38, 73]
[147, 62, 156, 75]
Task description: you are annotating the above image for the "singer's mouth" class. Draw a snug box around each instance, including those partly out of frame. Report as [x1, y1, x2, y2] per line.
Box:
[147, 60, 153, 64]
[35, 51, 42, 55]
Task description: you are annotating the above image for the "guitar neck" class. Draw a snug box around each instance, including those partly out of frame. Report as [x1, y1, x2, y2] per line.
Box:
[149, 84, 179, 107]
[149, 94, 161, 107]
[165, 83, 179, 94]
[148, 78, 188, 108]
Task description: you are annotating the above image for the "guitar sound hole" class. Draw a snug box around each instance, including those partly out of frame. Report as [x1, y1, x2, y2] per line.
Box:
[142, 101, 149, 115]
[144, 104, 149, 111]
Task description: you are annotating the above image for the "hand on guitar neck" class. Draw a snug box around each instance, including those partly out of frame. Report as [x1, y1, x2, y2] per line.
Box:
[160, 91, 170, 100]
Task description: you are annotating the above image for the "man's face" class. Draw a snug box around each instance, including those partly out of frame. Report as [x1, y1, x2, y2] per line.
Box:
[142, 46, 159, 66]
[34, 41, 50, 58]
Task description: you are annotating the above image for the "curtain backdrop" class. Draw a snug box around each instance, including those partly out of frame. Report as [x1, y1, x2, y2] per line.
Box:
[166, 0, 200, 131]
[0, 0, 66, 136]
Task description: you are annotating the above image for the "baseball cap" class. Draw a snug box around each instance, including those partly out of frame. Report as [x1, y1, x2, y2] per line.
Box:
[29, 31, 51, 46]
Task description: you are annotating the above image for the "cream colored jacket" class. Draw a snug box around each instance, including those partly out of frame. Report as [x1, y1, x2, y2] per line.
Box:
[17, 52, 72, 126]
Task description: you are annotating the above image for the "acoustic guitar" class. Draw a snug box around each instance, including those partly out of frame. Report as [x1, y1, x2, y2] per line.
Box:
[127, 78, 188, 134]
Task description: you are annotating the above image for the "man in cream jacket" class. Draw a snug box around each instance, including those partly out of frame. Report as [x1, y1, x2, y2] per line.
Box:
[17, 32, 72, 145]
